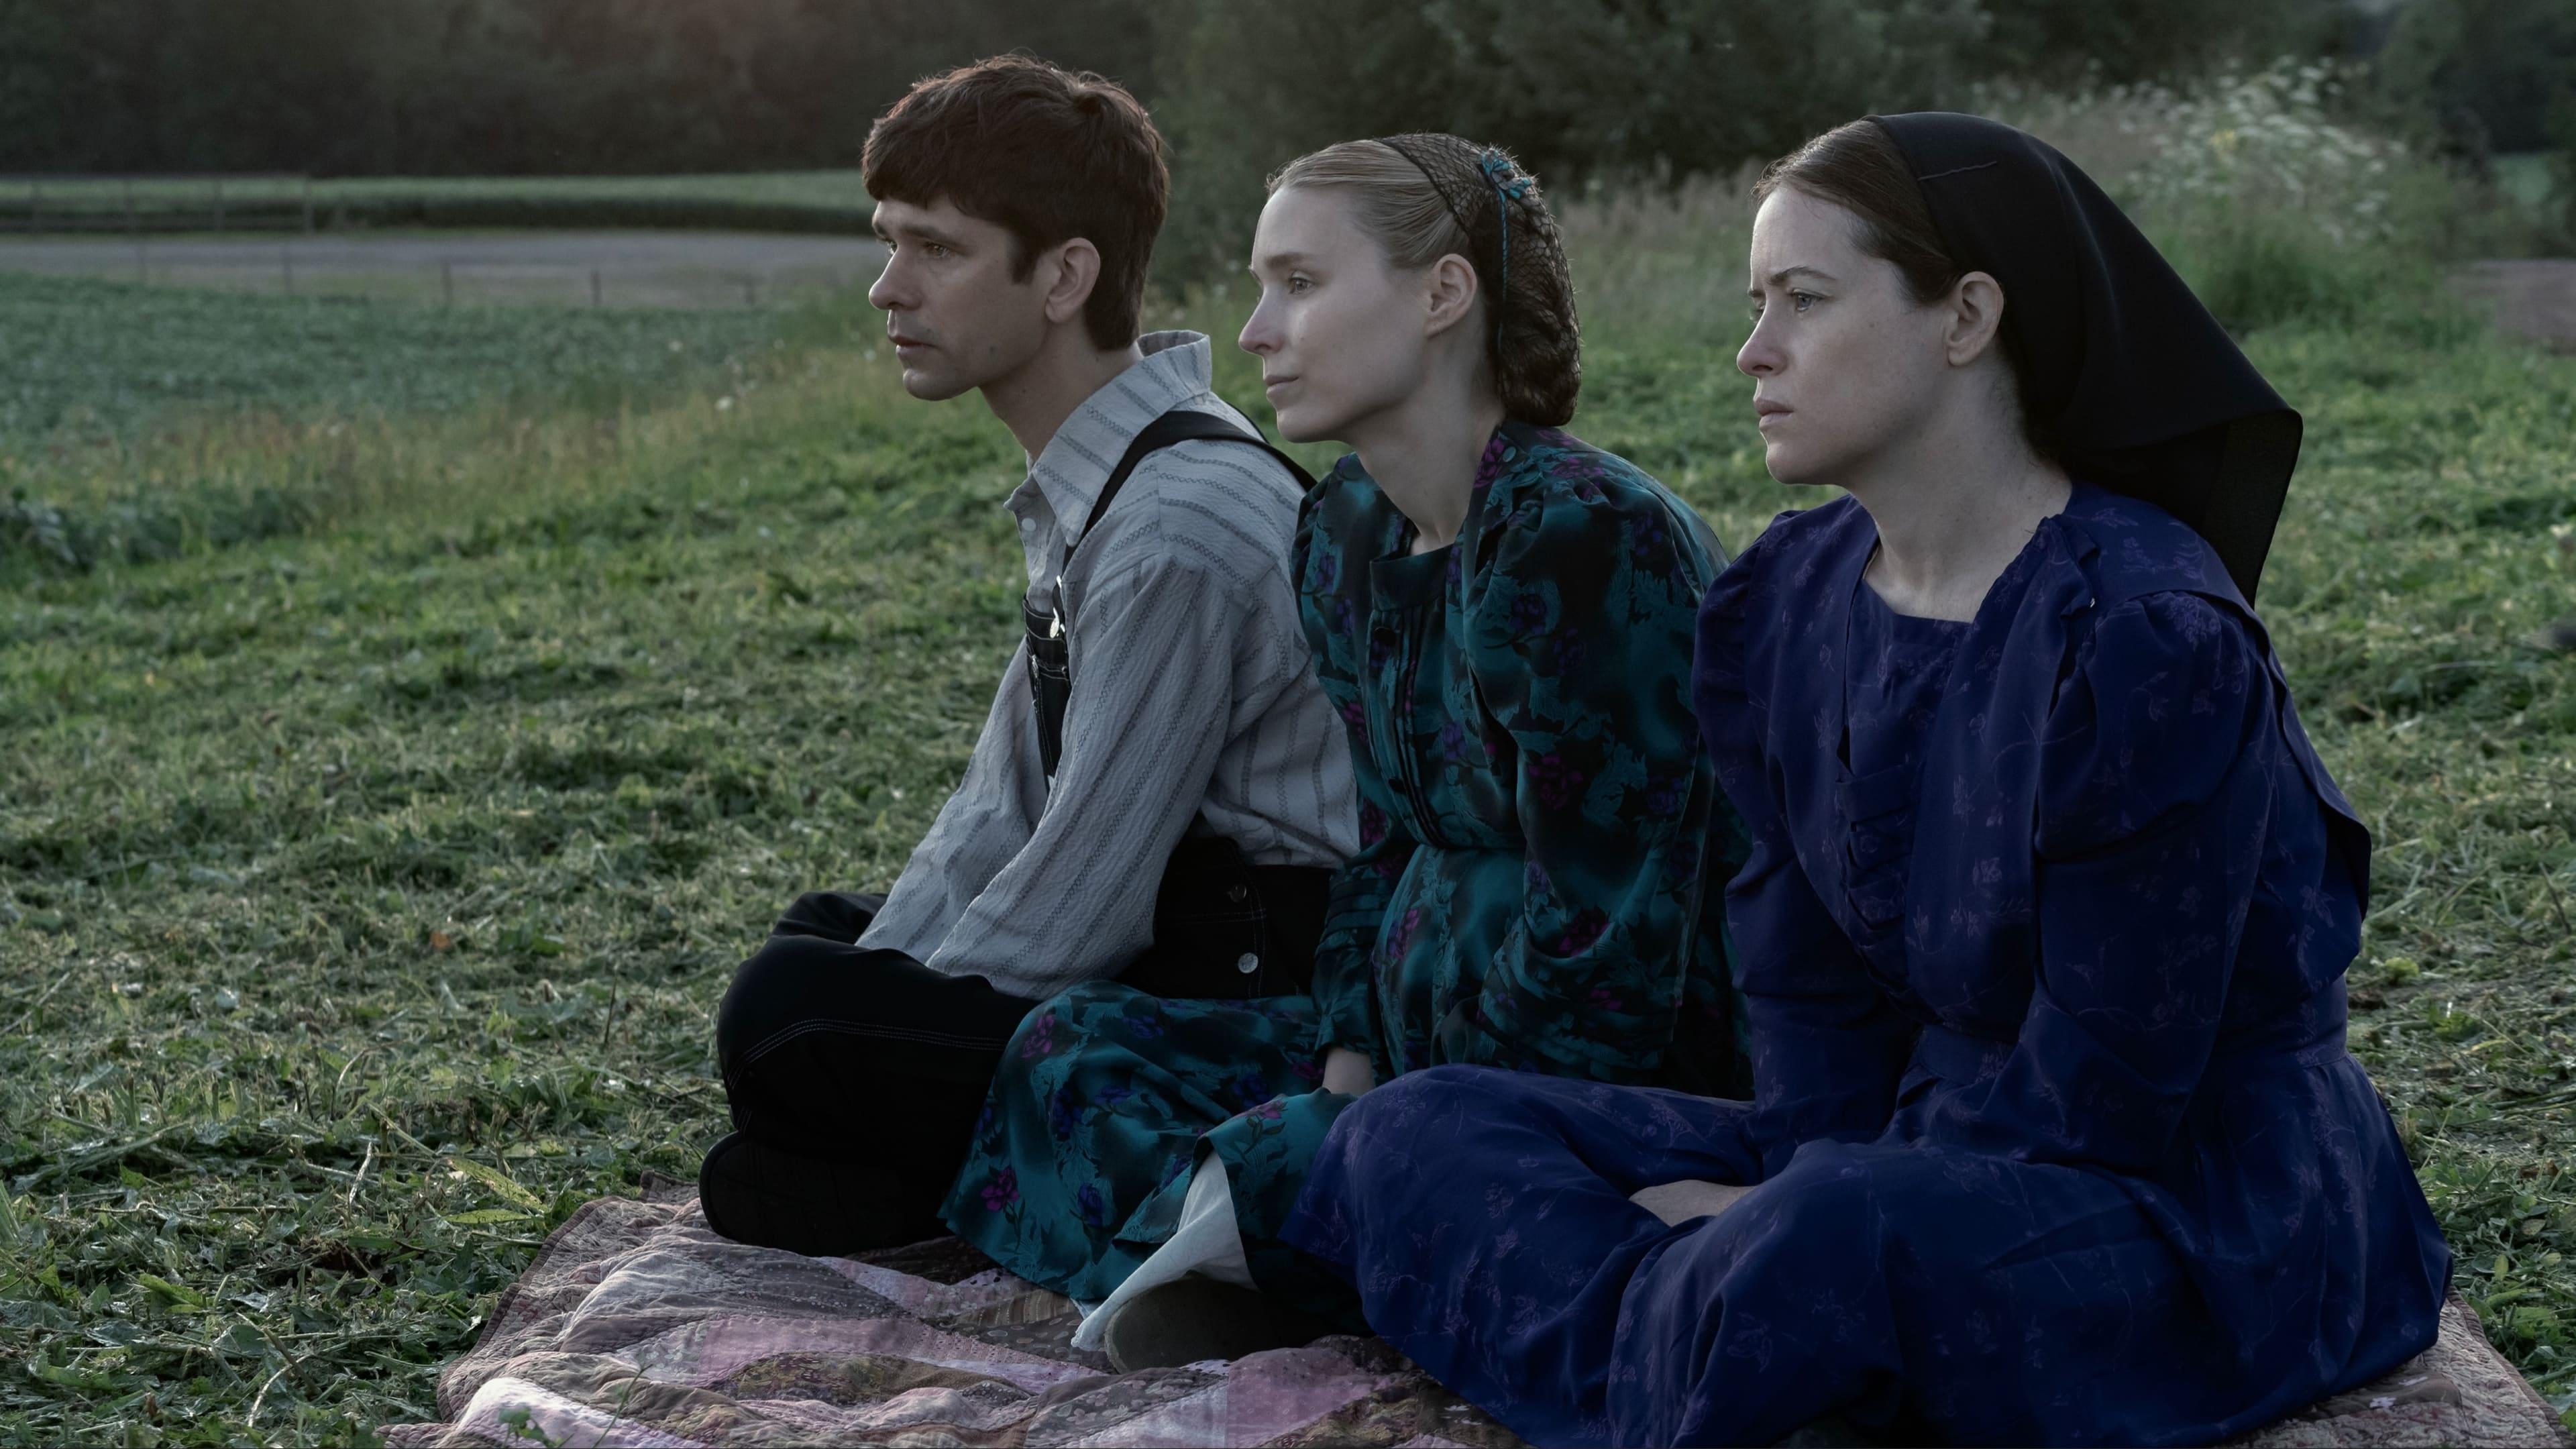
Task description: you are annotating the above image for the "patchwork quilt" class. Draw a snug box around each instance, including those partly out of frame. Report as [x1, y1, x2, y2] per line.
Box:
[384, 1177, 2568, 1448]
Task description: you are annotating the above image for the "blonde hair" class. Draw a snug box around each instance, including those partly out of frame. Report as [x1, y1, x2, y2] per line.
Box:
[1268, 134, 1580, 426]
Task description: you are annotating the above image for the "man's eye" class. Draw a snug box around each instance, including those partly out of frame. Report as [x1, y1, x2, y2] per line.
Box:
[923, 243, 951, 259]
[1791, 291, 1817, 311]
[1289, 276, 1313, 294]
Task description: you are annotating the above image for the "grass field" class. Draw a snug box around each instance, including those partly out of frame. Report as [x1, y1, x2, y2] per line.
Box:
[3, 225, 2576, 1444]
[0, 272, 785, 448]
[0, 172, 875, 240]
[10, 172, 872, 211]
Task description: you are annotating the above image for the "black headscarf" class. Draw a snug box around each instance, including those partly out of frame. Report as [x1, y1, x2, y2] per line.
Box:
[1869, 112, 2302, 602]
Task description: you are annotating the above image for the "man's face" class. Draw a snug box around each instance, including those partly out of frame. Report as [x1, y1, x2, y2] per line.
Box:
[867, 197, 1049, 401]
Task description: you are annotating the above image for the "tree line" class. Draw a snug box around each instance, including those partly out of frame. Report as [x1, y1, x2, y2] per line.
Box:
[0, 0, 2563, 269]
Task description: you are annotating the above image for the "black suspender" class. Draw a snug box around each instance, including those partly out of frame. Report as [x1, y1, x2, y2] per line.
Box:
[1023, 409, 1317, 779]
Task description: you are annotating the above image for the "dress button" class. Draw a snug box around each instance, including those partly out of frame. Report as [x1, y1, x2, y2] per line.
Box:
[1235, 953, 1260, 974]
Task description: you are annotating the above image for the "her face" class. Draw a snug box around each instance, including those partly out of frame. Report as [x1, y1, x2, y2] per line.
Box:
[1736, 186, 1959, 488]
[1238, 186, 1452, 444]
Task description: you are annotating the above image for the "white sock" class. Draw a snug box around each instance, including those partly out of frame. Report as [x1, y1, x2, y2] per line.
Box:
[1070, 1157, 1254, 1351]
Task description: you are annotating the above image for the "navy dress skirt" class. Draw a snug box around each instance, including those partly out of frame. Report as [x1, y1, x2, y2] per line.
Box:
[1284, 488, 2452, 1446]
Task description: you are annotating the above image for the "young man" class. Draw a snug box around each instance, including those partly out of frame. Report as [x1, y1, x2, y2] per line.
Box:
[700, 56, 1356, 1256]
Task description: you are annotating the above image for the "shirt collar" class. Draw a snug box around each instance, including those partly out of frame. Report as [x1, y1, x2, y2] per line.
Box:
[1015, 331, 1216, 538]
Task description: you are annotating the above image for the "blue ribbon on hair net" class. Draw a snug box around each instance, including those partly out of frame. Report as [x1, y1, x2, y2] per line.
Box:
[1478, 151, 1532, 348]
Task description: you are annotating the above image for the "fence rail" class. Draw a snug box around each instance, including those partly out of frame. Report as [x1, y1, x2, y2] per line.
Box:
[0, 173, 315, 235]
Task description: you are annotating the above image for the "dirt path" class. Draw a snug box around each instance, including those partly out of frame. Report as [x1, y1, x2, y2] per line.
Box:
[2458, 259, 2576, 350]
[0, 229, 885, 309]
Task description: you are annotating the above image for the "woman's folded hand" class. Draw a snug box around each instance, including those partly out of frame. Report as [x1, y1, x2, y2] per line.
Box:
[1629, 1179, 1752, 1226]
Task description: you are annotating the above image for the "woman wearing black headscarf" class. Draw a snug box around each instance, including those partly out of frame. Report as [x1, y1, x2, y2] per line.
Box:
[1274, 115, 2452, 1446]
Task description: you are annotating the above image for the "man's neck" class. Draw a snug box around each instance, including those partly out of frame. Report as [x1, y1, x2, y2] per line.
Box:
[1348, 376, 1509, 554]
[1839, 395, 2071, 623]
[983, 331, 1148, 462]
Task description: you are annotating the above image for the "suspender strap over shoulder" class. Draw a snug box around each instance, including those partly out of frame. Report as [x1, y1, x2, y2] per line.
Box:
[1025, 408, 1317, 780]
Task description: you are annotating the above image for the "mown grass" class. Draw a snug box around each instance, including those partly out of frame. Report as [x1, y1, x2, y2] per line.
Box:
[3, 246, 2575, 1445]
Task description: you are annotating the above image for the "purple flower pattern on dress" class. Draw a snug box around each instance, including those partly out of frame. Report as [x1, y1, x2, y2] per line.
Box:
[935, 420, 1752, 1310]
[1018, 1012, 1056, 1059]
[979, 1167, 1017, 1213]
[1282, 486, 2447, 1449]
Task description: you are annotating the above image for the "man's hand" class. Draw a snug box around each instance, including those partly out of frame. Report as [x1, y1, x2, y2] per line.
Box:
[1629, 1179, 1753, 1226]
[1320, 1047, 1377, 1097]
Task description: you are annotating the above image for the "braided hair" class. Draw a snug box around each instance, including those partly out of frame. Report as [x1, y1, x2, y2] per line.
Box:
[1267, 133, 1580, 426]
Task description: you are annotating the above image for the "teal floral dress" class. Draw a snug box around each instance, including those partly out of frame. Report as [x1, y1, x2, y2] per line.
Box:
[939, 421, 1747, 1305]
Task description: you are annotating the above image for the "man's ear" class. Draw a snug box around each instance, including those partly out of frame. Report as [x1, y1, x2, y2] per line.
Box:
[1042, 238, 1104, 329]
[1946, 270, 2008, 368]
[1421, 252, 1481, 341]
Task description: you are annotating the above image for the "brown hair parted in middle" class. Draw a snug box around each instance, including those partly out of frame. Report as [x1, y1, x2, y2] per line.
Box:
[1756, 119, 2060, 463]
[1268, 134, 1580, 427]
[861, 55, 1169, 352]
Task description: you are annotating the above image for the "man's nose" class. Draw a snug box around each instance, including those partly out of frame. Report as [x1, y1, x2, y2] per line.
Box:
[867, 256, 905, 312]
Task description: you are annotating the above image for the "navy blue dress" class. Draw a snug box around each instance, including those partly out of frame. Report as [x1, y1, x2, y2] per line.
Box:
[1283, 487, 2453, 1447]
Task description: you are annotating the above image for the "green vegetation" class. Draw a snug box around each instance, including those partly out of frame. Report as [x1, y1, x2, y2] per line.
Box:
[0, 173, 875, 239]
[2498, 152, 2559, 209]
[4, 83, 2575, 1445]
[0, 272, 782, 447]
[0, 272, 787, 574]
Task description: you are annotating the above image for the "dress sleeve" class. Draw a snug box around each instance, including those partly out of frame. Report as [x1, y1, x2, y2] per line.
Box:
[1295, 492, 1415, 1067]
[1923, 592, 2273, 1173]
[1436, 481, 1719, 1083]
[1693, 545, 1917, 1181]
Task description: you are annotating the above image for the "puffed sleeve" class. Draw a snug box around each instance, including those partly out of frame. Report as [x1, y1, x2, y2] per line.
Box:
[1925, 590, 2273, 1173]
[1693, 537, 1917, 1181]
[1295, 484, 1417, 1068]
[1435, 476, 1719, 1082]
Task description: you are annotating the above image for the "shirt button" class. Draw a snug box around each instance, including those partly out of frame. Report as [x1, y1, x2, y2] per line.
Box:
[1236, 953, 1260, 974]
[1227, 883, 1250, 902]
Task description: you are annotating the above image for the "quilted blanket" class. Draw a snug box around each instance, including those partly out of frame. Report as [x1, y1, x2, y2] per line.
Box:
[385, 1177, 2568, 1448]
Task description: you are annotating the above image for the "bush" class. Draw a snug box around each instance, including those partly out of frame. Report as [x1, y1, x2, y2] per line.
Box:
[1499, 61, 2522, 357]
[1146, 0, 2350, 286]
[1984, 62, 2539, 328]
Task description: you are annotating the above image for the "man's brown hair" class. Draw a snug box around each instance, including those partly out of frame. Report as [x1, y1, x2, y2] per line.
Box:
[862, 56, 1169, 351]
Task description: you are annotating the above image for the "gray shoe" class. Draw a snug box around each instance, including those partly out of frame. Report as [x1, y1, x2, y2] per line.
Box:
[1099, 1276, 1336, 1373]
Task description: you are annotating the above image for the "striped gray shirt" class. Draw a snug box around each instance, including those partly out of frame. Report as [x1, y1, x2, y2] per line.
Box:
[857, 332, 1359, 998]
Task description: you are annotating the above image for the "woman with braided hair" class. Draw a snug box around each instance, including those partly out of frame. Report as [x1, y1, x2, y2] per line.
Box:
[937, 133, 1750, 1367]
[1285, 115, 2449, 1446]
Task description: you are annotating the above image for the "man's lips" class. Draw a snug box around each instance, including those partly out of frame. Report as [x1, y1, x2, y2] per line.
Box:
[1263, 374, 1297, 392]
[889, 333, 932, 351]
[1755, 399, 1790, 428]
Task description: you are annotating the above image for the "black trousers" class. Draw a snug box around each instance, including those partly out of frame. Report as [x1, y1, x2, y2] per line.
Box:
[703, 891, 1038, 1255]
